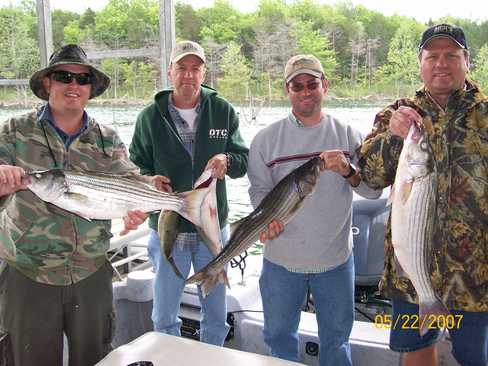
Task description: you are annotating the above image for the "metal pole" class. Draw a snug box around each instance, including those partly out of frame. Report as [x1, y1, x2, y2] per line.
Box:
[36, 0, 53, 67]
[158, 0, 176, 89]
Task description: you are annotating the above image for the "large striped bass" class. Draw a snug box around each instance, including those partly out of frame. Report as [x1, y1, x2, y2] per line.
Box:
[186, 157, 322, 297]
[26, 169, 221, 250]
[390, 123, 448, 335]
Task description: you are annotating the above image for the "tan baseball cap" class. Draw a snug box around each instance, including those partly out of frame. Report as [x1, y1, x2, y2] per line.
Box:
[284, 54, 324, 83]
[170, 40, 206, 64]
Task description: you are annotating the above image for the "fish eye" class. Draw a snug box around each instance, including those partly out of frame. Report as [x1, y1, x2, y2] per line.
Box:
[35, 173, 42, 178]
[420, 141, 428, 151]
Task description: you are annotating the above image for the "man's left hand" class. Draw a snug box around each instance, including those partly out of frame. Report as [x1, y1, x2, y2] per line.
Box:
[259, 219, 284, 243]
[205, 153, 227, 179]
[151, 175, 172, 192]
[319, 150, 350, 175]
[120, 210, 148, 236]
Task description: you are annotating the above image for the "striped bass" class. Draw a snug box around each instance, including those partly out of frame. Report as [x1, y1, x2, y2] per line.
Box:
[390, 123, 448, 335]
[160, 170, 222, 279]
[26, 169, 221, 250]
[186, 157, 322, 297]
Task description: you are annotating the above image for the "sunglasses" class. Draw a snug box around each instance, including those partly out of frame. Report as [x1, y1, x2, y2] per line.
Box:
[50, 70, 93, 85]
[288, 81, 321, 93]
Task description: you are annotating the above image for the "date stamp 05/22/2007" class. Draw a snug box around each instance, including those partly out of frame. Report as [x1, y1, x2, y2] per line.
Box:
[373, 314, 464, 330]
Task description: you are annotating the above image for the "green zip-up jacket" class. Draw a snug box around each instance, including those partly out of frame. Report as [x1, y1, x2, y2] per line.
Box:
[357, 81, 488, 312]
[129, 85, 249, 233]
[0, 107, 139, 285]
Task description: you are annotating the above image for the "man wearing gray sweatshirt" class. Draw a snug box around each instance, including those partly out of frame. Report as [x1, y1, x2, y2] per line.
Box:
[247, 54, 381, 366]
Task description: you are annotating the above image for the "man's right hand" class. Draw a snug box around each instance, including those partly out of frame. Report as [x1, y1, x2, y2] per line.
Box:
[0, 165, 28, 197]
[389, 106, 423, 138]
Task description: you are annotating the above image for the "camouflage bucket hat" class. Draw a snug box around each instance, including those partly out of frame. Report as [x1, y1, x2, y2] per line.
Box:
[29, 44, 110, 101]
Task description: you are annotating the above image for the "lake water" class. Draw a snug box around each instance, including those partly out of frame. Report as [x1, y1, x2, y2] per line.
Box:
[0, 104, 383, 221]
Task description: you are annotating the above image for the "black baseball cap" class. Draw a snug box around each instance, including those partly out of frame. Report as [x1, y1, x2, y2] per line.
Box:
[419, 23, 468, 50]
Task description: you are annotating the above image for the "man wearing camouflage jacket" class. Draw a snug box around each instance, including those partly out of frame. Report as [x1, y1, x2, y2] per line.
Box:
[357, 24, 487, 366]
[0, 45, 145, 366]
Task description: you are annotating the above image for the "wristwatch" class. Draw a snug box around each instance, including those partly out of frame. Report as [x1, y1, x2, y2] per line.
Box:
[342, 163, 357, 179]
[225, 153, 232, 169]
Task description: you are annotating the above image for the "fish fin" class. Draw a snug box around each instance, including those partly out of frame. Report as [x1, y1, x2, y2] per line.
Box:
[158, 210, 182, 278]
[168, 256, 184, 279]
[400, 181, 413, 205]
[419, 299, 450, 336]
[194, 169, 213, 188]
[199, 270, 229, 298]
[61, 193, 93, 221]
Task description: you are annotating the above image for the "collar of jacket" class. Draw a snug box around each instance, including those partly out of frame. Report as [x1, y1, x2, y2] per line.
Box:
[153, 84, 218, 114]
[415, 79, 486, 108]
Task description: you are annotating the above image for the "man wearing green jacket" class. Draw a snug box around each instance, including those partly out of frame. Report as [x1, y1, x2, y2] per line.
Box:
[128, 40, 248, 346]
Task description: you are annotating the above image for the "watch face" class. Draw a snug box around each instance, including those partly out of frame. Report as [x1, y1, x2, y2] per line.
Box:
[343, 164, 356, 178]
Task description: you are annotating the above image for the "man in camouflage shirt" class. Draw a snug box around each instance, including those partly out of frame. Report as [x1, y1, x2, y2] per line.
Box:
[0, 45, 158, 366]
[358, 24, 487, 366]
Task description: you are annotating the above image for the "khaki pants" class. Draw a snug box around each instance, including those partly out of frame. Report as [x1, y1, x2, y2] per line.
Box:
[0, 261, 114, 366]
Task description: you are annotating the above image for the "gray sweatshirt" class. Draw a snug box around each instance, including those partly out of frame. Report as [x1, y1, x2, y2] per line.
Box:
[248, 113, 381, 272]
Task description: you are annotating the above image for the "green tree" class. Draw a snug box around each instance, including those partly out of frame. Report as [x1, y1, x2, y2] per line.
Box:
[52, 10, 79, 48]
[0, 7, 39, 80]
[79, 8, 97, 30]
[471, 44, 488, 90]
[95, 0, 159, 47]
[217, 42, 251, 101]
[198, 0, 241, 43]
[376, 22, 423, 93]
[175, 2, 202, 42]
[291, 21, 337, 80]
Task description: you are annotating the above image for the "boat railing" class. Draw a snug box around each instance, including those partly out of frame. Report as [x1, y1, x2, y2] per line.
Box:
[109, 219, 151, 280]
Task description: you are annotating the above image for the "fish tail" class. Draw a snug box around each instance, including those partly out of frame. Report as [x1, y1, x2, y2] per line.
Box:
[178, 188, 208, 227]
[186, 269, 229, 298]
[180, 183, 222, 255]
[419, 299, 450, 336]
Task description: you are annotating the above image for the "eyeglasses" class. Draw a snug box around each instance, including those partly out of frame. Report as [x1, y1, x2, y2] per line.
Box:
[50, 70, 93, 85]
[288, 81, 322, 93]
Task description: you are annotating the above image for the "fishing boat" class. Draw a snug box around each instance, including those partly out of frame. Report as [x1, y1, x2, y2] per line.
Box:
[98, 192, 459, 366]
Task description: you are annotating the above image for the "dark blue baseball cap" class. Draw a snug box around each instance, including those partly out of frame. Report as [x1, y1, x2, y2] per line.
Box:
[419, 23, 468, 50]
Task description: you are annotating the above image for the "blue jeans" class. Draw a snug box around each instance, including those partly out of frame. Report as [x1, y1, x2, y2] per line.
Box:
[147, 227, 230, 346]
[390, 298, 488, 366]
[259, 254, 354, 366]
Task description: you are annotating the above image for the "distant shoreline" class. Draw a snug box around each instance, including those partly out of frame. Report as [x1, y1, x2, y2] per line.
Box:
[0, 94, 392, 109]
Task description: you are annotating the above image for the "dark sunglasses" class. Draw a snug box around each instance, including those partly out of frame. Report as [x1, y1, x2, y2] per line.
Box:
[50, 70, 93, 85]
[126, 362, 154, 366]
[288, 81, 321, 93]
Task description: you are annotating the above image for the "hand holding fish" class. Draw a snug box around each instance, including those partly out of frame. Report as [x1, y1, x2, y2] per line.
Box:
[0, 165, 29, 196]
[120, 174, 171, 235]
[259, 219, 284, 242]
[319, 150, 351, 175]
[390, 106, 423, 138]
[205, 154, 227, 179]
[120, 209, 148, 236]
[151, 175, 172, 193]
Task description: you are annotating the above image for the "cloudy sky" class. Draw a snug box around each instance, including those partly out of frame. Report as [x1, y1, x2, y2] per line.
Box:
[0, 0, 486, 23]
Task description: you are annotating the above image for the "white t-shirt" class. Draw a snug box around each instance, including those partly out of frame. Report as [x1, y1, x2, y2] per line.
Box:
[175, 106, 198, 131]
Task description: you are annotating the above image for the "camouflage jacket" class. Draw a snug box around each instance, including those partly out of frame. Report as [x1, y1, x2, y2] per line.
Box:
[0, 107, 139, 285]
[357, 81, 488, 311]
